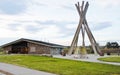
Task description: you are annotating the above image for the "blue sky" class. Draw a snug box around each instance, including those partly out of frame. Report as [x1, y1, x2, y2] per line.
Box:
[0, 0, 120, 46]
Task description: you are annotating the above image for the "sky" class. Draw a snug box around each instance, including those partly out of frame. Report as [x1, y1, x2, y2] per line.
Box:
[0, 0, 120, 46]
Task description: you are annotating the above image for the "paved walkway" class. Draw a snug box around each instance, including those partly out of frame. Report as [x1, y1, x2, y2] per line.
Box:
[0, 73, 6, 75]
[53, 54, 120, 66]
[0, 63, 55, 75]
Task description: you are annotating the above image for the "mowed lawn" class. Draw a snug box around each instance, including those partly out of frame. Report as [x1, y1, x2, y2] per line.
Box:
[98, 56, 120, 63]
[0, 55, 120, 75]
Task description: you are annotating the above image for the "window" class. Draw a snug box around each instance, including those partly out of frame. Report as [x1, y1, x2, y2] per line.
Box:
[30, 47, 36, 52]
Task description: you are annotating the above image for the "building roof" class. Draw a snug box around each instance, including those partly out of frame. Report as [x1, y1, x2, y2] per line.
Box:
[1, 38, 65, 48]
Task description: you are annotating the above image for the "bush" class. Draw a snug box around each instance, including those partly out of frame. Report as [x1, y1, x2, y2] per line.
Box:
[0, 48, 4, 55]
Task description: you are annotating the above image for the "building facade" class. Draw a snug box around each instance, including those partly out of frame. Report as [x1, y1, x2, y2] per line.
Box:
[1, 38, 64, 55]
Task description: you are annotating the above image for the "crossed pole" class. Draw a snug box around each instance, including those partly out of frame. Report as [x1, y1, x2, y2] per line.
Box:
[68, 1, 103, 56]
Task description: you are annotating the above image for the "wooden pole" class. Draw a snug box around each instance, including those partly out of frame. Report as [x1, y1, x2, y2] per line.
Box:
[68, 1, 103, 56]
[68, 1, 89, 55]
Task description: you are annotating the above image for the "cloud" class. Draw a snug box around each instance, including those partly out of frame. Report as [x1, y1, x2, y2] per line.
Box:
[17, 20, 33, 23]
[0, 0, 27, 15]
[61, 5, 75, 10]
[91, 22, 112, 31]
[35, 20, 77, 37]
[25, 25, 42, 33]
[7, 23, 21, 31]
[93, 0, 120, 10]
[3, 19, 77, 36]
[31, 25, 65, 40]
[35, 20, 56, 25]
[35, 20, 76, 25]
[0, 0, 120, 46]
[30, 0, 47, 7]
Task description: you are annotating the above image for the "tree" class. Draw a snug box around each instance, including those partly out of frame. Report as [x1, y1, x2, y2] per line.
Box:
[111, 42, 119, 48]
[105, 42, 119, 49]
[106, 42, 111, 48]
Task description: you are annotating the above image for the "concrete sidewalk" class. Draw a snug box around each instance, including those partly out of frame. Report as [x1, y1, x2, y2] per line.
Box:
[53, 54, 120, 66]
[0, 63, 56, 75]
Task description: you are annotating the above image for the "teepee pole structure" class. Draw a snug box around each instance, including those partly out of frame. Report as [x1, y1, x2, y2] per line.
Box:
[68, 1, 103, 56]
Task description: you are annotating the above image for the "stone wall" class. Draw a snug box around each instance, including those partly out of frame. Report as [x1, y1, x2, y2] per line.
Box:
[28, 42, 50, 54]
[3, 46, 12, 53]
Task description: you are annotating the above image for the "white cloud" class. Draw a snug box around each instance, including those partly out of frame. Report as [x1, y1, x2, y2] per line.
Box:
[94, 0, 120, 7]
[65, 24, 77, 29]
[0, 0, 120, 46]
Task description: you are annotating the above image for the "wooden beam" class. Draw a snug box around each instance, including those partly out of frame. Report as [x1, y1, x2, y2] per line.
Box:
[69, 1, 103, 56]
[84, 19, 102, 55]
[83, 20, 98, 55]
[68, 2, 89, 55]
[81, 25, 85, 47]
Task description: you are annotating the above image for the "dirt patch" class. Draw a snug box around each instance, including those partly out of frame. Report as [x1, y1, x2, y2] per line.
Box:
[0, 70, 13, 75]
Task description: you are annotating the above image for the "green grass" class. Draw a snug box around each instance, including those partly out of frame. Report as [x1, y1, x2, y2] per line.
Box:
[0, 55, 120, 75]
[0, 52, 4, 55]
[98, 56, 120, 63]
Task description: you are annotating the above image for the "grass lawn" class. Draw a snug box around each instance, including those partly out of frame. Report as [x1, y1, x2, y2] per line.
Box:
[0, 55, 120, 75]
[98, 56, 120, 63]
